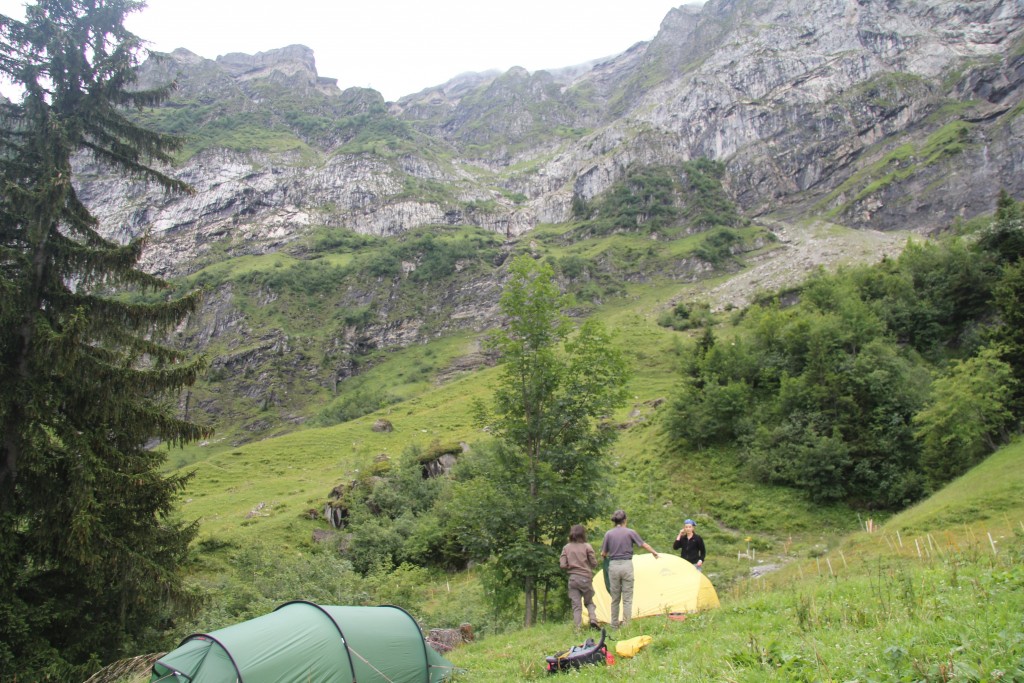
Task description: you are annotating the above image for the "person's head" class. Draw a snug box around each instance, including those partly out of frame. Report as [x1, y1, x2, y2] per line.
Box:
[684, 518, 696, 534]
[569, 524, 587, 543]
[611, 509, 627, 526]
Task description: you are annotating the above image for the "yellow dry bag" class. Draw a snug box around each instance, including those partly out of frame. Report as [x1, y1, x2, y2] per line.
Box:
[615, 635, 653, 658]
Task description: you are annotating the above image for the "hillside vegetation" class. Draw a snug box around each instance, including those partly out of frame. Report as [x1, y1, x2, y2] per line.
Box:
[444, 441, 1024, 681]
[153, 157, 778, 446]
[16, 151, 997, 682]
[94, 420, 1024, 682]
[136, 195, 1024, 644]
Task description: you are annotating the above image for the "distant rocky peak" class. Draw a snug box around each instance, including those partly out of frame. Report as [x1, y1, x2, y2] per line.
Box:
[500, 66, 531, 80]
[337, 86, 387, 114]
[659, 3, 703, 31]
[215, 44, 337, 91]
[216, 44, 316, 75]
[166, 47, 206, 65]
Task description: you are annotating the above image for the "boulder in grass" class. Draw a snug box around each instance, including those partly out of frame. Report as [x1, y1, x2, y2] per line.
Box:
[426, 623, 474, 653]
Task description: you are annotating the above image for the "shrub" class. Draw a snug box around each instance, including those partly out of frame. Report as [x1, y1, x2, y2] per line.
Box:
[315, 387, 400, 426]
[681, 159, 744, 229]
[913, 347, 1017, 489]
[695, 228, 741, 266]
[659, 301, 714, 331]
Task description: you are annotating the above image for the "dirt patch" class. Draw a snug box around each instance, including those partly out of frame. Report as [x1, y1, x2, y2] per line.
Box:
[691, 221, 911, 312]
[750, 562, 785, 578]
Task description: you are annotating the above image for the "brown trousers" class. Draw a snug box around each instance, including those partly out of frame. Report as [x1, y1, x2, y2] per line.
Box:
[567, 574, 597, 627]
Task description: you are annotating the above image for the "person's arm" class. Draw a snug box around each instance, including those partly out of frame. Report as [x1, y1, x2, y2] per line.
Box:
[673, 533, 685, 550]
[559, 547, 569, 571]
[697, 537, 706, 566]
[587, 545, 598, 570]
[641, 542, 659, 559]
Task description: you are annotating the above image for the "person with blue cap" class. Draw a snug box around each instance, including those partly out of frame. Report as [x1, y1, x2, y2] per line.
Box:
[673, 518, 706, 571]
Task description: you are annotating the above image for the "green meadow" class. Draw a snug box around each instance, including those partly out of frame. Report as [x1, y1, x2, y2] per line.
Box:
[126, 222, 1023, 682]
[443, 442, 1024, 681]
[149, 388, 1024, 682]
[83, 187, 1023, 683]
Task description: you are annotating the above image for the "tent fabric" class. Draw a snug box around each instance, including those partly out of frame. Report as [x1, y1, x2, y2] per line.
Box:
[151, 601, 454, 683]
[584, 554, 720, 625]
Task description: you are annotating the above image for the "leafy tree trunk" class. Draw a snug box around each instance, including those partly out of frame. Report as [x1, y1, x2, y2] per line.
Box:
[524, 576, 535, 627]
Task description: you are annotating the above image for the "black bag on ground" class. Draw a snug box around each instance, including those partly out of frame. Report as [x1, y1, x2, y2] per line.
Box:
[545, 629, 607, 673]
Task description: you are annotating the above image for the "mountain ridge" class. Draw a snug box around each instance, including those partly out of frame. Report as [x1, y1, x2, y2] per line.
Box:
[102, 0, 1024, 270]
[71, 0, 1024, 440]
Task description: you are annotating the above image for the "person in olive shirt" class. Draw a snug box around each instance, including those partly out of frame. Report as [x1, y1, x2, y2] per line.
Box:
[559, 524, 600, 630]
[673, 518, 706, 571]
[600, 509, 659, 629]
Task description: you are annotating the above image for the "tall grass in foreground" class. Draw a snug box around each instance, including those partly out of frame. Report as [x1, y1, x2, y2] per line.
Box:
[81, 531, 1024, 683]
[447, 531, 1024, 681]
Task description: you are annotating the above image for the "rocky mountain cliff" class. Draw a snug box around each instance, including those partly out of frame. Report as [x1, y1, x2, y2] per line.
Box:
[83, 0, 1024, 276]
[74, 0, 1024, 441]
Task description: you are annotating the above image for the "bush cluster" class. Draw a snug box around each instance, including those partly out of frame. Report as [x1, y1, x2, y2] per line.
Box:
[658, 301, 715, 331]
[667, 194, 1024, 506]
[326, 445, 470, 574]
[260, 226, 502, 293]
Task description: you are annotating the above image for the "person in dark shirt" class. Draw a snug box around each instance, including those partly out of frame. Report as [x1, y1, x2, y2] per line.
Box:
[600, 509, 659, 629]
[673, 518, 706, 571]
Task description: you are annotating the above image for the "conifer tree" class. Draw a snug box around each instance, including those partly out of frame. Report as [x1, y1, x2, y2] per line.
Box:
[0, 1, 208, 676]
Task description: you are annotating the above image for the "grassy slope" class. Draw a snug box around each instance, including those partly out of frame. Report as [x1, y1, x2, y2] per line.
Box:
[161, 222, 889, 561]
[169, 337, 491, 550]
[445, 441, 1024, 681]
[156, 222, 1024, 681]
[169, 258, 853, 561]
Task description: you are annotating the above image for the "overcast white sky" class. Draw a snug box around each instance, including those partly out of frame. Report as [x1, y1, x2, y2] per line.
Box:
[0, 1, 699, 101]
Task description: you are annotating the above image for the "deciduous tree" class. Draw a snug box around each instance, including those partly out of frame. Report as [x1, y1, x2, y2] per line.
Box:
[913, 347, 1016, 488]
[462, 256, 629, 626]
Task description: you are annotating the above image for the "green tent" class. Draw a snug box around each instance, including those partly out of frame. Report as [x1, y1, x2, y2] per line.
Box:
[151, 601, 455, 682]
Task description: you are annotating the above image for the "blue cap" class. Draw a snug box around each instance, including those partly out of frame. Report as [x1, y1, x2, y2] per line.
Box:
[684, 519, 696, 526]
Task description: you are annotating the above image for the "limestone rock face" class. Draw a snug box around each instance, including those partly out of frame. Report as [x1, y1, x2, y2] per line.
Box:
[77, 149, 423, 277]
[527, 0, 1024, 230]
[81, 0, 1024, 277]
[216, 44, 321, 83]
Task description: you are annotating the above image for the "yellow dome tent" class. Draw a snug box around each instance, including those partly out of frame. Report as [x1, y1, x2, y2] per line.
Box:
[585, 554, 719, 625]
